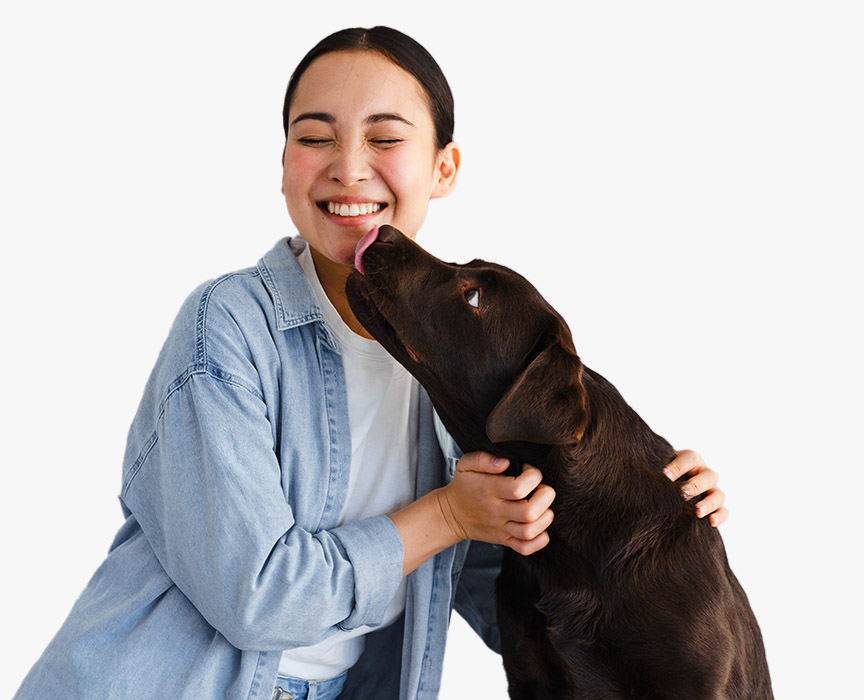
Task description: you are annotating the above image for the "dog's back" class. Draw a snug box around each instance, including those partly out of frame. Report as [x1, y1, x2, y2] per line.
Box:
[495, 367, 772, 698]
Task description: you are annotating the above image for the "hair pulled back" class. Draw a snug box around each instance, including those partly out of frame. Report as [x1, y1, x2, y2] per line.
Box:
[282, 26, 454, 150]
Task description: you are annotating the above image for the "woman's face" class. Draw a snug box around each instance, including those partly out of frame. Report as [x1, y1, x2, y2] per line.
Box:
[282, 50, 459, 268]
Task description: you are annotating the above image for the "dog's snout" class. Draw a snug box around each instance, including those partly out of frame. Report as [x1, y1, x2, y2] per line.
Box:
[375, 225, 401, 243]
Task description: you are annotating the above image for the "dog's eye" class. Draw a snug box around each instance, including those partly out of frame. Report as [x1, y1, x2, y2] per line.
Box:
[465, 289, 480, 308]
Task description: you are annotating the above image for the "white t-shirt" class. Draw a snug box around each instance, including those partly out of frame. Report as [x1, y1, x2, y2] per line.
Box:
[277, 239, 418, 681]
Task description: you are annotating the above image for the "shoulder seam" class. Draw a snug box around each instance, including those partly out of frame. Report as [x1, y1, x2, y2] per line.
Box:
[195, 269, 261, 370]
[120, 366, 265, 499]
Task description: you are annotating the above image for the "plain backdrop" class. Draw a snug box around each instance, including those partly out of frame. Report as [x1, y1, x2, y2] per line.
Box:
[2, 2, 861, 697]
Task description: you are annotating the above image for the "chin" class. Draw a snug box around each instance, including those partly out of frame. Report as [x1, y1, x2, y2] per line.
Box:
[315, 242, 359, 269]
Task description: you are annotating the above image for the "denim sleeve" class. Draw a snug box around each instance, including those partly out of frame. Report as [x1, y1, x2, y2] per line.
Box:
[453, 540, 503, 654]
[121, 369, 405, 652]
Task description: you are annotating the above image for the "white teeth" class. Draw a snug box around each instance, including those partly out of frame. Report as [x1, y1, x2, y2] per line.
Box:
[326, 202, 381, 217]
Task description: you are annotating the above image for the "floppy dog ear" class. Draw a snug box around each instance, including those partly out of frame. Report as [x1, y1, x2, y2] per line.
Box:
[486, 342, 588, 445]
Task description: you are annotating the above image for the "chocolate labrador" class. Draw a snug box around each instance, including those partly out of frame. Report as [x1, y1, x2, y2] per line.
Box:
[346, 225, 772, 699]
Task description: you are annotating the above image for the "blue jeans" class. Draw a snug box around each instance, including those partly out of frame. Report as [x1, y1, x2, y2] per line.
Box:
[272, 672, 348, 700]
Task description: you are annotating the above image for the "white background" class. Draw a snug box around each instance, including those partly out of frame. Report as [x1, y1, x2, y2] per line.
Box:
[2, 2, 861, 697]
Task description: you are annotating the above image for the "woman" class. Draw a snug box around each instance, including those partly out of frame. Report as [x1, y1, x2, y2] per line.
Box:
[14, 26, 727, 700]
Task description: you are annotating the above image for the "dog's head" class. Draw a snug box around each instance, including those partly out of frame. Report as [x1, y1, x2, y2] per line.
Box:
[346, 225, 588, 459]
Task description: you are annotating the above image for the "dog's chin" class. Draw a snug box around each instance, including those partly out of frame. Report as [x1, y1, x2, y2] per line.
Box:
[346, 271, 421, 370]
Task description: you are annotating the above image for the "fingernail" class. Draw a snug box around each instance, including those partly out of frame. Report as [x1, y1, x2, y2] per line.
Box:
[663, 469, 673, 480]
[681, 486, 692, 499]
[492, 457, 508, 468]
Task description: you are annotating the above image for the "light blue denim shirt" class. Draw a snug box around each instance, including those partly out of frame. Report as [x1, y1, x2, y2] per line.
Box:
[14, 238, 501, 700]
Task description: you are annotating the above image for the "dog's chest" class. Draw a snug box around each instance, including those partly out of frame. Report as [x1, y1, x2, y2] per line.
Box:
[502, 543, 605, 637]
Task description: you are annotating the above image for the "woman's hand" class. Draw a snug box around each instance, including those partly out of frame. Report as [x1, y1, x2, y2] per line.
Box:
[388, 451, 555, 576]
[663, 449, 728, 526]
[436, 451, 556, 556]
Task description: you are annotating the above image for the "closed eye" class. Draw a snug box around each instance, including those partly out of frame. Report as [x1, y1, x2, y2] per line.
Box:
[465, 288, 480, 309]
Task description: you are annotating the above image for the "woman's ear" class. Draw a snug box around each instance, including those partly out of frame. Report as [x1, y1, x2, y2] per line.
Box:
[280, 142, 288, 196]
[431, 142, 460, 199]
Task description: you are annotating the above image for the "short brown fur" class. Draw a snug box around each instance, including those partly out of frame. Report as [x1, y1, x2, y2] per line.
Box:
[346, 225, 772, 699]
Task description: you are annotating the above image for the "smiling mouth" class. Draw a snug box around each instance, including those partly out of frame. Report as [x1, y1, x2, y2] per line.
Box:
[319, 201, 387, 217]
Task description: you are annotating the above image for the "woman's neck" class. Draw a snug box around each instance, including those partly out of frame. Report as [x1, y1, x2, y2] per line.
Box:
[309, 246, 375, 339]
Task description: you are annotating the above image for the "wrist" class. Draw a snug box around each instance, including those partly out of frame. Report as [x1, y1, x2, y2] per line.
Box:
[388, 488, 463, 577]
[433, 485, 469, 545]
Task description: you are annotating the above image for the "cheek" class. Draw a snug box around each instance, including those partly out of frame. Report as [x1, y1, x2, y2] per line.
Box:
[283, 150, 320, 199]
[379, 150, 437, 208]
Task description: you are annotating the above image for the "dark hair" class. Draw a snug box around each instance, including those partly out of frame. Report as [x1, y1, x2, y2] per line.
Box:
[282, 26, 454, 150]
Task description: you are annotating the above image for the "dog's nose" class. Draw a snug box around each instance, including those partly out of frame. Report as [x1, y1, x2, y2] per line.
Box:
[354, 227, 380, 275]
[375, 224, 401, 243]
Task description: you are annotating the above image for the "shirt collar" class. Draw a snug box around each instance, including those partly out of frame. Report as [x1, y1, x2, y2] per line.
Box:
[257, 236, 326, 332]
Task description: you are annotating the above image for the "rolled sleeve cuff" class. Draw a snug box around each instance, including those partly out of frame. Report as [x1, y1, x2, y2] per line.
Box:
[331, 514, 405, 630]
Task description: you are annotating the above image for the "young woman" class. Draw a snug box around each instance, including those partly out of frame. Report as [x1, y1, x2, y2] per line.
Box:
[14, 26, 727, 700]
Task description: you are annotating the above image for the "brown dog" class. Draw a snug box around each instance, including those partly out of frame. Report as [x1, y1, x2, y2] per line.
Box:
[346, 225, 772, 699]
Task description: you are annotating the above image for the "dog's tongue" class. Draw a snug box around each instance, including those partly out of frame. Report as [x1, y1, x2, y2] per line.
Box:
[354, 227, 379, 275]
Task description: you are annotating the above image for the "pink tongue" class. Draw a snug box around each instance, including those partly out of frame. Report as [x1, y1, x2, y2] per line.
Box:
[354, 227, 380, 275]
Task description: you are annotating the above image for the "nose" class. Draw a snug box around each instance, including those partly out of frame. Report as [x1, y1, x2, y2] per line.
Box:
[327, 144, 373, 186]
[375, 224, 401, 244]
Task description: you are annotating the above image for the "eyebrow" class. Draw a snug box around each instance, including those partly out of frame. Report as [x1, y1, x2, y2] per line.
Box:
[290, 112, 415, 128]
[291, 112, 334, 126]
[365, 113, 415, 127]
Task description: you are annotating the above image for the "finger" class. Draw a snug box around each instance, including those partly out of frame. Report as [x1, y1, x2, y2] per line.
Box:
[708, 506, 729, 527]
[457, 451, 510, 474]
[504, 484, 556, 524]
[506, 530, 550, 557]
[504, 464, 544, 500]
[525, 484, 556, 518]
[504, 507, 555, 541]
[663, 449, 703, 481]
[693, 489, 725, 519]
[680, 469, 719, 500]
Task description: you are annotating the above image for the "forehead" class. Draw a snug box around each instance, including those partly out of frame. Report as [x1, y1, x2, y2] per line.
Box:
[289, 50, 432, 126]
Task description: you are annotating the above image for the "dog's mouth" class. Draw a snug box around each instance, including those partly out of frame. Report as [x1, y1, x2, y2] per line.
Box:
[348, 225, 430, 367]
[354, 227, 380, 275]
[346, 268, 422, 368]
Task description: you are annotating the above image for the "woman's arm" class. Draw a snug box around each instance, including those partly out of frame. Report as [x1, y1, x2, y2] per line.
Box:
[123, 371, 405, 651]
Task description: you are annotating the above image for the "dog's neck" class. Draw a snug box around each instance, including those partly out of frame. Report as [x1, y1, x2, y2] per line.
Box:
[534, 368, 686, 554]
[434, 367, 689, 553]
